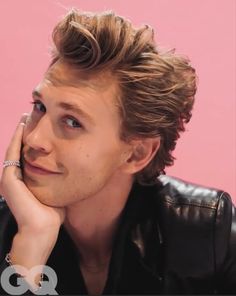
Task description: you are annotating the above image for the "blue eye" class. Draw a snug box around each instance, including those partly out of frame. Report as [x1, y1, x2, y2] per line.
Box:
[31, 101, 46, 113]
[64, 117, 82, 129]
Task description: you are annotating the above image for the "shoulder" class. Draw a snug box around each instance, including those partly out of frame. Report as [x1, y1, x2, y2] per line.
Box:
[131, 175, 234, 247]
[151, 175, 236, 291]
[156, 175, 233, 226]
[157, 174, 231, 208]
[155, 175, 235, 270]
[155, 175, 234, 234]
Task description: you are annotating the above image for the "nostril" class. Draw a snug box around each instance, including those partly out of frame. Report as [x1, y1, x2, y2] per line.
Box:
[24, 132, 51, 154]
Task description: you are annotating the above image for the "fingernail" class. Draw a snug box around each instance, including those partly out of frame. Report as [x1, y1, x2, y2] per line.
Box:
[20, 113, 29, 124]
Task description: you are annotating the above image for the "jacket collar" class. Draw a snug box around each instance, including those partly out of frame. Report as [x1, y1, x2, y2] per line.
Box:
[102, 181, 164, 293]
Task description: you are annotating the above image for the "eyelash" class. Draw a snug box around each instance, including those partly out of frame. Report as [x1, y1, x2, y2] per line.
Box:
[31, 100, 46, 113]
[30, 100, 83, 129]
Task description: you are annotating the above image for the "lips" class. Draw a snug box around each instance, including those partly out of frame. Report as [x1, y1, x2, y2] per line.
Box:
[23, 159, 61, 175]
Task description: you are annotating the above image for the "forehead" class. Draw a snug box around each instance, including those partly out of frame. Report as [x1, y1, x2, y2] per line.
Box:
[45, 61, 116, 90]
[38, 61, 122, 129]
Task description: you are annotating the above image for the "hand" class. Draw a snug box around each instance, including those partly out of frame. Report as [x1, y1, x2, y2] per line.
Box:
[0, 114, 65, 235]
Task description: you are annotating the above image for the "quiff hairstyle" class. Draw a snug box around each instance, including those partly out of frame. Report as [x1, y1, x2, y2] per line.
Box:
[50, 8, 197, 185]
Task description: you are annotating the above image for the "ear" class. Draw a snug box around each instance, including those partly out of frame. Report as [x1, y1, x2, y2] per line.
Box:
[120, 136, 161, 175]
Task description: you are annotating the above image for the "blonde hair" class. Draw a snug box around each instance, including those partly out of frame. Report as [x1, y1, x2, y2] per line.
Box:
[50, 8, 197, 185]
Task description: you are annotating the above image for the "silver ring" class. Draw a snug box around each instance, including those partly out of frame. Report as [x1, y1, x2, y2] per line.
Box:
[3, 160, 21, 168]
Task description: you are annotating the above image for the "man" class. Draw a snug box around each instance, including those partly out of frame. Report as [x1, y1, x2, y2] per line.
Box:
[0, 8, 235, 295]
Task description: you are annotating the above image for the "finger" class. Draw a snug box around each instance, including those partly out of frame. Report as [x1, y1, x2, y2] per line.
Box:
[4, 113, 29, 161]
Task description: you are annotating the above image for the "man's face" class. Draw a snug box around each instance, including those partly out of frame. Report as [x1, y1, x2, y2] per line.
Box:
[22, 63, 132, 207]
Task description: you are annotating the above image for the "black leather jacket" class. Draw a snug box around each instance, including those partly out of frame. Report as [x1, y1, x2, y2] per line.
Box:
[0, 175, 236, 294]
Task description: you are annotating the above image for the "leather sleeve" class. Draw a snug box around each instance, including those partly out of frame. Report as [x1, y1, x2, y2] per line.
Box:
[216, 192, 236, 293]
[0, 258, 11, 295]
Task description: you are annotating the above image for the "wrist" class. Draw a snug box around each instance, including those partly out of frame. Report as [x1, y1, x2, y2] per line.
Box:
[8, 232, 58, 291]
[10, 231, 58, 268]
[5, 253, 44, 292]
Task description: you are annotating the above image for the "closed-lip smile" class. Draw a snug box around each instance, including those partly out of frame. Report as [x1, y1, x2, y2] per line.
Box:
[24, 159, 61, 175]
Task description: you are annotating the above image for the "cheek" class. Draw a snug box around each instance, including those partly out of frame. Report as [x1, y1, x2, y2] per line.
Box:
[62, 142, 121, 180]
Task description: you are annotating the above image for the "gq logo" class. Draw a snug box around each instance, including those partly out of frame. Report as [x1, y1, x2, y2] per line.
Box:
[1, 264, 58, 295]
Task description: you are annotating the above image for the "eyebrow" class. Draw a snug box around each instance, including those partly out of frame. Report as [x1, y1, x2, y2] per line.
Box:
[32, 89, 95, 124]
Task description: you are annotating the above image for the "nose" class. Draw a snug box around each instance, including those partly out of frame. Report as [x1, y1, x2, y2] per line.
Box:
[24, 115, 53, 153]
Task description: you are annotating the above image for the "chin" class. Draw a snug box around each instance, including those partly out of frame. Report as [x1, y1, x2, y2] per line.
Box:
[23, 176, 64, 207]
[26, 186, 64, 207]
[37, 197, 61, 207]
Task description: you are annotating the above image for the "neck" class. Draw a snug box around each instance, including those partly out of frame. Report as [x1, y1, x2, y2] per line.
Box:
[64, 175, 133, 266]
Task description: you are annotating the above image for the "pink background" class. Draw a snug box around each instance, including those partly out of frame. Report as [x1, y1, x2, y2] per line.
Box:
[0, 0, 235, 201]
